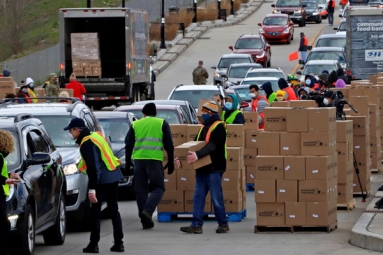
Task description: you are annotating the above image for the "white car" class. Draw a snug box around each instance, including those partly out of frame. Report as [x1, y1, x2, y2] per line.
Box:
[296, 60, 342, 82]
[245, 67, 286, 80]
[333, 18, 346, 34]
[239, 77, 280, 92]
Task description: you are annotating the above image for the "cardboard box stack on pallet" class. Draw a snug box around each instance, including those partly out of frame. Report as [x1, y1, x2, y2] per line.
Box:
[254, 107, 338, 229]
[71, 33, 102, 77]
[243, 112, 260, 189]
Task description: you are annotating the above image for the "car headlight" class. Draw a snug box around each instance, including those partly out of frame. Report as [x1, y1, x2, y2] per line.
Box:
[312, 12, 318, 15]
[256, 52, 265, 58]
[214, 73, 221, 77]
[63, 163, 79, 175]
[272, 9, 280, 13]
[259, 28, 264, 33]
[6, 185, 15, 202]
[8, 215, 18, 229]
[283, 28, 290, 34]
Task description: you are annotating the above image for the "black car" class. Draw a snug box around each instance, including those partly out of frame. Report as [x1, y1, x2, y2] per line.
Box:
[2, 114, 66, 255]
[303, 1, 322, 23]
[93, 111, 136, 198]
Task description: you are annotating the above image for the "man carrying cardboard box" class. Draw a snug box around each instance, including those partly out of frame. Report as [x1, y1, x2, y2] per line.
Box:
[179, 101, 229, 234]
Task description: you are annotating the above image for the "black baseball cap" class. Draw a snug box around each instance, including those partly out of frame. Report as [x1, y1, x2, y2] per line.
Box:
[63, 117, 86, 131]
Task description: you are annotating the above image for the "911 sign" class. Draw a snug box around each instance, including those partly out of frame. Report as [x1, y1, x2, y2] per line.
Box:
[365, 50, 383, 61]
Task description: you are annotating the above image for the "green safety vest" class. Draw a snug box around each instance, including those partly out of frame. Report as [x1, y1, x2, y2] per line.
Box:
[196, 120, 227, 159]
[132, 117, 164, 161]
[78, 131, 120, 175]
[1, 153, 10, 196]
[221, 110, 241, 124]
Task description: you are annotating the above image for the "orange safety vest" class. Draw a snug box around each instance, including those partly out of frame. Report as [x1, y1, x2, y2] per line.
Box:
[303, 36, 308, 46]
[196, 120, 227, 159]
[340, 0, 348, 5]
[251, 95, 269, 129]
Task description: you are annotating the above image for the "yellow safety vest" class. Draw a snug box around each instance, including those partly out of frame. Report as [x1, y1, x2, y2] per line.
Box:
[222, 110, 241, 124]
[1, 153, 10, 196]
[27, 88, 38, 103]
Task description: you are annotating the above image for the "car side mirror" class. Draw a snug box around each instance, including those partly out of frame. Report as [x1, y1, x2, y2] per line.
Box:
[318, 6, 323, 9]
[271, 4, 276, 7]
[211, 65, 217, 69]
[257, 23, 262, 27]
[229, 46, 234, 50]
[240, 101, 249, 108]
[27, 153, 51, 166]
[296, 71, 302, 75]
[333, 27, 338, 30]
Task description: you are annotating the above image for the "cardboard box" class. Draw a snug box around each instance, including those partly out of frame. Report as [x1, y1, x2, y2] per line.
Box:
[337, 142, 349, 163]
[222, 170, 242, 191]
[287, 108, 308, 132]
[280, 132, 301, 155]
[353, 178, 371, 193]
[289, 100, 317, 108]
[255, 156, 284, 180]
[226, 147, 243, 170]
[255, 180, 276, 203]
[277, 180, 298, 203]
[306, 202, 336, 226]
[175, 141, 211, 170]
[246, 166, 256, 183]
[88, 60, 101, 67]
[157, 191, 184, 212]
[299, 180, 330, 202]
[338, 182, 353, 204]
[301, 132, 334, 156]
[354, 136, 370, 157]
[170, 124, 188, 146]
[371, 152, 382, 169]
[226, 124, 244, 147]
[264, 107, 290, 131]
[284, 156, 306, 180]
[164, 172, 177, 191]
[354, 153, 371, 169]
[257, 131, 280, 155]
[176, 170, 195, 191]
[370, 104, 379, 121]
[256, 203, 285, 226]
[336, 120, 353, 143]
[307, 108, 336, 133]
[92, 67, 101, 76]
[305, 156, 332, 180]
[245, 130, 262, 149]
[285, 202, 307, 226]
[184, 191, 211, 212]
[186, 124, 202, 141]
[0, 77, 14, 82]
[84, 67, 92, 76]
[244, 112, 259, 130]
[272, 101, 290, 107]
[72, 67, 84, 76]
[223, 191, 242, 212]
[349, 96, 370, 116]
[346, 116, 370, 136]
[244, 148, 257, 167]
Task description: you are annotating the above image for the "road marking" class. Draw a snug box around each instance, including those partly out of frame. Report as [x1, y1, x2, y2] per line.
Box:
[290, 25, 326, 75]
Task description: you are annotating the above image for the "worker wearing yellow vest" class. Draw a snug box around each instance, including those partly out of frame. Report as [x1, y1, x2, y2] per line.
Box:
[221, 94, 245, 124]
[178, 101, 229, 234]
[125, 103, 175, 230]
[26, 77, 38, 103]
[63, 118, 124, 253]
[0, 130, 20, 255]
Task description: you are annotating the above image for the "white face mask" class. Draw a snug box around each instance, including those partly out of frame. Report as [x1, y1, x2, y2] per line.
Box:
[67, 133, 75, 140]
[250, 93, 256, 98]
[323, 98, 329, 106]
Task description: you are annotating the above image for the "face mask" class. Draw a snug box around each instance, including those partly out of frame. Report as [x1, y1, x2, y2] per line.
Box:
[305, 79, 311, 86]
[29, 83, 34, 88]
[201, 113, 211, 123]
[22, 88, 28, 93]
[250, 93, 256, 98]
[323, 98, 329, 106]
[224, 102, 233, 110]
[67, 133, 75, 140]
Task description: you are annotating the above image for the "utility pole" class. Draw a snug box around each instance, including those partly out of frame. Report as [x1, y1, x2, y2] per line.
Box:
[122, 0, 125, 7]
[86, 0, 91, 8]
[231, 0, 235, 15]
[160, 0, 166, 49]
[217, 0, 221, 19]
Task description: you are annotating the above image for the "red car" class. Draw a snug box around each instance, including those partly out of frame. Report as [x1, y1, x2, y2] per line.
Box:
[258, 14, 295, 44]
[229, 34, 272, 68]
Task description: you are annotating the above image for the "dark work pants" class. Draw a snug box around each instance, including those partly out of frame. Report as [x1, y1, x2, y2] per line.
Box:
[328, 12, 334, 25]
[90, 182, 123, 245]
[133, 160, 165, 216]
[0, 195, 10, 255]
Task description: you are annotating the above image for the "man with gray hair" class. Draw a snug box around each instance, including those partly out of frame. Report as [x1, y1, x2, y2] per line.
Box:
[192, 60, 209, 85]
[249, 84, 269, 129]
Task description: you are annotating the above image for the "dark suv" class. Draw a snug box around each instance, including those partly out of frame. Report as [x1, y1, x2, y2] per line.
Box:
[2, 114, 66, 255]
[272, 0, 307, 27]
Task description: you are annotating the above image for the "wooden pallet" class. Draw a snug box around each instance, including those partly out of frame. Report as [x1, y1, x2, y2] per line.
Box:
[254, 221, 338, 233]
[353, 192, 370, 198]
[157, 209, 247, 223]
[337, 199, 356, 211]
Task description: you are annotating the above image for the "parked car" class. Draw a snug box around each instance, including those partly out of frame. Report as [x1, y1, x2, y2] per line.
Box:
[93, 111, 137, 198]
[168, 84, 227, 111]
[239, 77, 280, 92]
[245, 67, 286, 79]
[314, 0, 328, 18]
[114, 104, 191, 124]
[2, 114, 66, 255]
[271, 0, 307, 27]
[314, 33, 346, 48]
[133, 100, 199, 124]
[0, 99, 108, 227]
[302, 1, 322, 23]
[303, 47, 346, 69]
[222, 63, 263, 88]
[211, 53, 254, 85]
[333, 18, 346, 34]
[296, 60, 342, 82]
[258, 14, 295, 44]
[228, 34, 272, 67]
[368, 0, 383, 6]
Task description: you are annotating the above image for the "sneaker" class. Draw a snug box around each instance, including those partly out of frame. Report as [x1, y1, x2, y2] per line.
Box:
[215, 225, 230, 233]
[140, 210, 154, 229]
[110, 243, 124, 252]
[180, 225, 203, 234]
[83, 243, 99, 253]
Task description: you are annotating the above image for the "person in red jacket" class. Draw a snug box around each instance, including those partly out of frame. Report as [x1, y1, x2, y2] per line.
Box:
[66, 73, 86, 101]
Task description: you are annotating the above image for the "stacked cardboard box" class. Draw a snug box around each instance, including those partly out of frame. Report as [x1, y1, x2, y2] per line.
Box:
[0, 77, 16, 100]
[243, 112, 260, 186]
[71, 33, 102, 77]
[255, 107, 338, 227]
[158, 124, 247, 214]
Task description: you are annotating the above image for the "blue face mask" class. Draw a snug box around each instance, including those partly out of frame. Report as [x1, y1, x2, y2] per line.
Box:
[29, 83, 34, 88]
[201, 113, 211, 123]
[224, 102, 233, 110]
[305, 79, 311, 86]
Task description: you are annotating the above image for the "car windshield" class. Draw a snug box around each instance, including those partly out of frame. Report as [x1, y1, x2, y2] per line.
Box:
[303, 64, 337, 75]
[37, 116, 77, 147]
[98, 118, 130, 143]
[339, 22, 346, 31]
[5, 131, 20, 171]
[306, 52, 345, 63]
[316, 38, 346, 48]
[118, 110, 180, 124]
[233, 88, 252, 102]
[304, 2, 318, 8]
[240, 80, 280, 91]
[276, 0, 301, 7]
[170, 90, 219, 108]
[246, 71, 285, 79]
[234, 38, 262, 49]
[229, 66, 255, 78]
[218, 57, 252, 69]
[263, 17, 288, 25]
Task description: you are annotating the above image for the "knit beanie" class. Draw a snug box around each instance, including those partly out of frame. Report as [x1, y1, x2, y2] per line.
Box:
[318, 73, 328, 81]
[335, 79, 346, 88]
[142, 103, 157, 116]
[278, 78, 289, 90]
[202, 101, 218, 113]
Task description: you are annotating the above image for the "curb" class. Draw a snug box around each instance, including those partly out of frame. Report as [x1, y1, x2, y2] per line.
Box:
[152, 0, 265, 76]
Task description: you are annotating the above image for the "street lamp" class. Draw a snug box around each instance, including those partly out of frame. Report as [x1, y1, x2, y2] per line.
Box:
[193, 0, 197, 23]
[160, 0, 166, 49]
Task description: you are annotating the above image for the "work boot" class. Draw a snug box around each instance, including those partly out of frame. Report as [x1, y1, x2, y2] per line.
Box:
[83, 243, 99, 253]
[140, 210, 154, 229]
[378, 184, 383, 191]
[375, 197, 383, 209]
[110, 243, 124, 252]
[215, 224, 230, 233]
[180, 225, 203, 234]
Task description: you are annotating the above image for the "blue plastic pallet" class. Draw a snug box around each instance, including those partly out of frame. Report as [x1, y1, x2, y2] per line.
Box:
[157, 209, 247, 223]
[246, 183, 255, 192]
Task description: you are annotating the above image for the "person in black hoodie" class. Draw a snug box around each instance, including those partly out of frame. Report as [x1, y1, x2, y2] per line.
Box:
[180, 101, 229, 234]
[328, 70, 338, 87]
[261, 82, 277, 105]
[336, 68, 348, 84]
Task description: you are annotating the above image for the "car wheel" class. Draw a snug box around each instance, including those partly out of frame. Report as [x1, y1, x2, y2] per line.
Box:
[10, 204, 35, 255]
[43, 195, 66, 245]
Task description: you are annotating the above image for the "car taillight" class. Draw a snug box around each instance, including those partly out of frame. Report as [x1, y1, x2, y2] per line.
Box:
[346, 70, 351, 76]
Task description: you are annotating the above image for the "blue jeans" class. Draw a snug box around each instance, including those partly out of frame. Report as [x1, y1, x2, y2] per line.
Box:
[328, 12, 334, 25]
[300, 51, 307, 62]
[191, 172, 228, 227]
